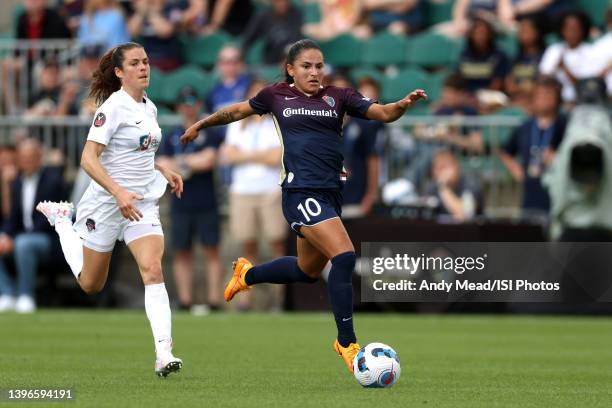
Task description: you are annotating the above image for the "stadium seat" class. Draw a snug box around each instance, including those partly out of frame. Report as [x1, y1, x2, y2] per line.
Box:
[245, 39, 264, 66]
[320, 34, 363, 68]
[424, 0, 454, 26]
[183, 32, 233, 68]
[349, 66, 384, 85]
[254, 65, 285, 83]
[496, 34, 518, 60]
[424, 71, 446, 103]
[160, 65, 213, 104]
[483, 106, 527, 148]
[146, 67, 165, 103]
[577, 0, 608, 27]
[362, 31, 409, 66]
[406, 32, 462, 68]
[300, 1, 322, 24]
[381, 67, 429, 103]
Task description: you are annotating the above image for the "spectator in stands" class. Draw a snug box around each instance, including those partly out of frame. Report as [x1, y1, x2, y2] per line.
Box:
[499, 76, 566, 214]
[418, 74, 484, 154]
[206, 45, 252, 181]
[303, 0, 371, 41]
[62, 45, 105, 116]
[222, 80, 286, 311]
[16, 0, 72, 42]
[202, 0, 254, 36]
[0, 146, 17, 222]
[26, 58, 62, 116]
[437, 0, 514, 38]
[242, 0, 303, 65]
[506, 17, 545, 107]
[363, 0, 424, 35]
[341, 77, 385, 216]
[78, 0, 130, 51]
[510, 0, 572, 32]
[457, 17, 510, 93]
[156, 87, 224, 311]
[127, 0, 186, 71]
[539, 11, 594, 103]
[426, 149, 483, 222]
[1, 0, 71, 114]
[588, 9, 612, 98]
[0, 139, 67, 313]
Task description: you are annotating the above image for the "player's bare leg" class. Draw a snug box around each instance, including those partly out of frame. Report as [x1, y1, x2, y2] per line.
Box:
[128, 234, 182, 378]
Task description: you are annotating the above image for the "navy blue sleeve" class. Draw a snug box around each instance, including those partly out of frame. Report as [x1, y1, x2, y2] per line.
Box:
[203, 130, 224, 149]
[365, 122, 385, 156]
[249, 84, 275, 115]
[344, 88, 374, 119]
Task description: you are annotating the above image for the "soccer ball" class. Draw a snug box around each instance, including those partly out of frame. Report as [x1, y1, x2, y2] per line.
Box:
[353, 343, 401, 388]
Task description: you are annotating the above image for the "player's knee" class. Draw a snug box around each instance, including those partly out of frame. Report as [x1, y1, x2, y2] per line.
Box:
[80, 280, 104, 295]
[330, 251, 356, 281]
[140, 262, 163, 284]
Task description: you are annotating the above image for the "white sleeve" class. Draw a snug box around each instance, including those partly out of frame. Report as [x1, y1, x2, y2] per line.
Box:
[225, 121, 241, 147]
[261, 117, 281, 149]
[87, 102, 120, 146]
[539, 44, 563, 75]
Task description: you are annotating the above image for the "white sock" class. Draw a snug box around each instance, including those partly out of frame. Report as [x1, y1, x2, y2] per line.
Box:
[144, 283, 172, 357]
[54, 219, 83, 279]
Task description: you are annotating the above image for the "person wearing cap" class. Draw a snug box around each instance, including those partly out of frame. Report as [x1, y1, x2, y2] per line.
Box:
[156, 87, 224, 311]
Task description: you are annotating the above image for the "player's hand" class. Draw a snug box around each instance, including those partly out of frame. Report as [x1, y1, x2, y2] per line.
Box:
[0, 234, 13, 255]
[180, 125, 199, 144]
[397, 89, 428, 109]
[161, 168, 183, 199]
[114, 188, 144, 221]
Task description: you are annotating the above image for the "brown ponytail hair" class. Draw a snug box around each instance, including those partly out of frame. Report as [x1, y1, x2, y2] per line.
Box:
[89, 42, 143, 106]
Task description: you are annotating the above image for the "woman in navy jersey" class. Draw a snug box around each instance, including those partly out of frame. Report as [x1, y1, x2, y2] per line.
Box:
[180, 39, 426, 373]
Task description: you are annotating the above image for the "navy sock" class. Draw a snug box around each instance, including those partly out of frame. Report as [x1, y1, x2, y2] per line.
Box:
[327, 252, 357, 347]
[244, 256, 318, 285]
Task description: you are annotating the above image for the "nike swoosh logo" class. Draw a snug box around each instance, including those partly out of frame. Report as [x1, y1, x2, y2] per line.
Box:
[284, 96, 298, 100]
[342, 317, 352, 322]
[136, 120, 143, 124]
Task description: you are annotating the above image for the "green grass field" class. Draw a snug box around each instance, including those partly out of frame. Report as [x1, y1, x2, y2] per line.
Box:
[1, 311, 611, 407]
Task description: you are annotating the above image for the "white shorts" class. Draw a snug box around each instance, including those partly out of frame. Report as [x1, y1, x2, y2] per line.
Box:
[74, 187, 163, 252]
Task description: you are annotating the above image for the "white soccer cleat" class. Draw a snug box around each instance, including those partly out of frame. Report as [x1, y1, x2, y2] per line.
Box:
[36, 201, 74, 226]
[154, 339, 183, 378]
[155, 355, 183, 378]
[14, 295, 36, 314]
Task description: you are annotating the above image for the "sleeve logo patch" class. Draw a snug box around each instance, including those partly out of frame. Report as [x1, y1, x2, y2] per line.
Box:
[94, 112, 106, 127]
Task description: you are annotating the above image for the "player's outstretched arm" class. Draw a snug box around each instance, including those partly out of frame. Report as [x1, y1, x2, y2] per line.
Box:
[80, 140, 144, 221]
[365, 89, 427, 123]
[180, 101, 255, 144]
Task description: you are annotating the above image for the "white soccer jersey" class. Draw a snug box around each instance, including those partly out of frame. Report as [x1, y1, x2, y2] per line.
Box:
[86, 87, 166, 201]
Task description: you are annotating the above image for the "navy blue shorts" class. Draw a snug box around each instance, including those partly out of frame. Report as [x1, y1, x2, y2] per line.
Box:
[170, 212, 220, 250]
[282, 188, 343, 238]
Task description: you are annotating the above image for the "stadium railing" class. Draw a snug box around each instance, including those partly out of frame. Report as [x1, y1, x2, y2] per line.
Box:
[0, 115, 524, 216]
[0, 39, 78, 114]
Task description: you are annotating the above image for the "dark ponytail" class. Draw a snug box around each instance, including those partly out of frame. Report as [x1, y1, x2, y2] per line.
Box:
[89, 42, 143, 106]
[284, 39, 322, 84]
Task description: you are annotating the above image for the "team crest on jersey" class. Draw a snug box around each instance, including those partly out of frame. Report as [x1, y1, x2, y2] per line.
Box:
[94, 112, 106, 127]
[138, 133, 159, 151]
[86, 218, 96, 232]
[322, 95, 335, 108]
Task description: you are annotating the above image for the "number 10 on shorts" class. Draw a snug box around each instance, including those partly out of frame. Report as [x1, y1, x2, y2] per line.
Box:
[297, 198, 322, 222]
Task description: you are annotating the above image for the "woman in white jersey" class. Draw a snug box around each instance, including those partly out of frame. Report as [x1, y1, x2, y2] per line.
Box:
[36, 42, 184, 378]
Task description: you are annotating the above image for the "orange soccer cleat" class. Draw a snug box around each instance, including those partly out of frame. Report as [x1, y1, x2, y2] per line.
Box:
[333, 339, 361, 373]
[223, 257, 253, 302]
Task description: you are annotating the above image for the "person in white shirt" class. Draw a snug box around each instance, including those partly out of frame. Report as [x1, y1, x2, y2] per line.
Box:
[221, 80, 286, 311]
[539, 11, 596, 103]
[35, 42, 185, 378]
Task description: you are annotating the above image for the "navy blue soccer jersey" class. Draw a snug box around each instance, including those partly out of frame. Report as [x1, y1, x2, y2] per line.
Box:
[248, 82, 374, 190]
